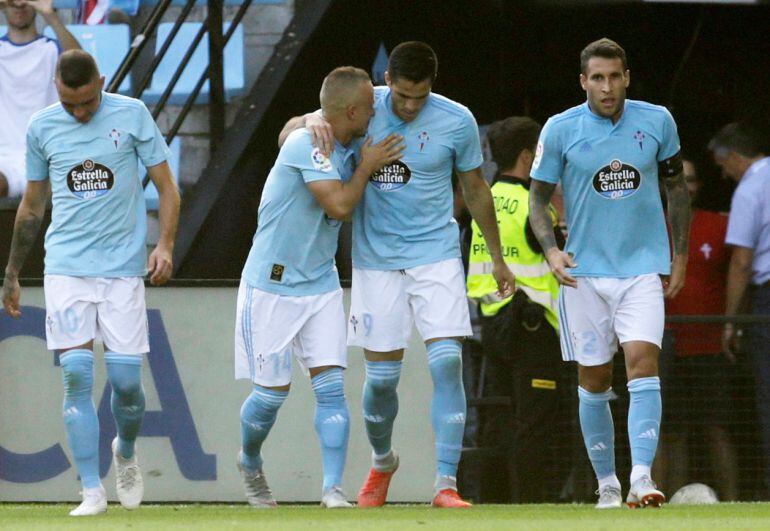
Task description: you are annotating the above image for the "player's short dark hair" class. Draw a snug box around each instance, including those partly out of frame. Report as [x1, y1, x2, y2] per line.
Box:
[56, 50, 100, 89]
[388, 41, 438, 84]
[319, 66, 371, 111]
[580, 38, 628, 74]
[487, 116, 542, 172]
[708, 122, 765, 158]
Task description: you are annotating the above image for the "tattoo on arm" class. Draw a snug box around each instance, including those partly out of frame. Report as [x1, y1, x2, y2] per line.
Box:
[663, 171, 691, 255]
[6, 213, 44, 277]
[528, 180, 558, 253]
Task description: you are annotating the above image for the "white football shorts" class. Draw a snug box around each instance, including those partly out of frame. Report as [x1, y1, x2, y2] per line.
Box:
[558, 273, 665, 366]
[234, 281, 347, 387]
[43, 275, 148, 354]
[348, 258, 472, 351]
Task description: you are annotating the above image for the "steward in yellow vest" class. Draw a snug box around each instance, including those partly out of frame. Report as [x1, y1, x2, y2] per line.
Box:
[466, 116, 566, 503]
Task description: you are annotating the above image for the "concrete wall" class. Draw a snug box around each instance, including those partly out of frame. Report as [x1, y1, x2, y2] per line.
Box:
[0, 286, 438, 502]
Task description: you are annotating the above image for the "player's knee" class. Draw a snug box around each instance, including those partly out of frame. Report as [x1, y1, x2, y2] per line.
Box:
[61, 354, 94, 397]
[627, 357, 659, 380]
[428, 354, 462, 384]
[364, 361, 401, 396]
[110, 377, 142, 397]
[578, 364, 612, 392]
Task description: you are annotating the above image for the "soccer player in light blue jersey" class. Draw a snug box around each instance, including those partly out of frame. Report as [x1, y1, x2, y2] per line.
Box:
[528, 38, 691, 509]
[2, 50, 180, 516]
[235, 66, 404, 509]
[280, 42, 515, 508]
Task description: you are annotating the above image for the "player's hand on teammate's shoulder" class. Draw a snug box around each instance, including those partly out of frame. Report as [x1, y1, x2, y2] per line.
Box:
[545, 247, 578, 288]
[147, 245, 173, 286]
[306, 113, 334, 156]
[491, 259, 515, 299]
[359, 134, 405, 174]
[2, 273, 22, 318]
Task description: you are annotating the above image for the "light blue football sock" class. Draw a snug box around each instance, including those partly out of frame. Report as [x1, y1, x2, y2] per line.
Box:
[239, 385, 288, 472]
[578, 386, 617, 481]
[312, 368, 350, 491]
[427, 339, 465, 479]
[362, 360, 402, 457]
[105, 352, 145, 460]
[627, 376, 662, 469]
[60, 349, 100, 489]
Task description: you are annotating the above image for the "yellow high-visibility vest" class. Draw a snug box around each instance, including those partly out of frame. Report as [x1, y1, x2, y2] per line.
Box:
[466, 179, 560, 330]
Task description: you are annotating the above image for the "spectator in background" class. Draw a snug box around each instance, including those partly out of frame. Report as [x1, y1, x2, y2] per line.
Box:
[466, 116, 563, 502]
[654, 156, 738, 500]
[713, 123, 770, 495]
[76, 0, 133, 25]
[0, 0, 79, 198]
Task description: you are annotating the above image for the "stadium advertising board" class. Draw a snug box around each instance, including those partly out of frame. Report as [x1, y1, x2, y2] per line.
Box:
[0, 287, 435, 501]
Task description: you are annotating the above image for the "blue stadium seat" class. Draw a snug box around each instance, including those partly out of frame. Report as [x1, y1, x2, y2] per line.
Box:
[142, 22, 244, 105]
[143, 137, 181, 210]
[43, 24, 131, 93]
[52, 0, 79, 8]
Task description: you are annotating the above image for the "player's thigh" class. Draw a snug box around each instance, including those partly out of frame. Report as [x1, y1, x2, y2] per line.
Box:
[615, 273, 665, 348]
[558, 279, 616, 366]
[44, 275, 98, 351]
[405, 258, 472, 342]
[295, 288, 347, 371]
[235, 282, 311, 387]
[348, 267, 410, 351]
[97, 277, 149, 355]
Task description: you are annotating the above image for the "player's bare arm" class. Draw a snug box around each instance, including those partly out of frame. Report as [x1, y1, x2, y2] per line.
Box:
[2, 180, 50, 318]
[458, 167, 514, 298]
[722, 245, 753, 359]
[278, 112, 333, 155]
[529, 179, 578, 288]
[308, 134, 404, 220]
[661, 164, 691, 299]
[146, 161, 180, 286]
[24, 0, 81, 51]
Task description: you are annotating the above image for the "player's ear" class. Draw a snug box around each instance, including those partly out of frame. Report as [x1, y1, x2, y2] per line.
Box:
[579, 73, 587, 91]
[624, 70, 630, 88]
[384, 70, 391, 87]
[98, 76, 106, 91]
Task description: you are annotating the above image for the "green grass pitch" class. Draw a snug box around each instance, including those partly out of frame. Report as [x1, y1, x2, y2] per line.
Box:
[2, 503, 770, 530]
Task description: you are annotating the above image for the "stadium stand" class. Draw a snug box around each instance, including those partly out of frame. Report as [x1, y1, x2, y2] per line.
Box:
[43, 24, 131, 93]
[141, 22, 245, 105]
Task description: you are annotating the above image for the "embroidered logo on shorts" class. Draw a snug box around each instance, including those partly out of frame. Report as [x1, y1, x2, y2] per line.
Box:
[270, 264, 285, 282]
[592, 159, 642, 199]
[67, 159, 115, 199]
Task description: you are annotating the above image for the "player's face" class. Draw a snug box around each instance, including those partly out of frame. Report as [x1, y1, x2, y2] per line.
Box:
[385, 72, 431, 123]
[349, 82, 375, 138]
[580, 57, 629, 122]
[56, 75, 105, 124]
[5, 0, 36, 30]
[713, 151, 745, 182]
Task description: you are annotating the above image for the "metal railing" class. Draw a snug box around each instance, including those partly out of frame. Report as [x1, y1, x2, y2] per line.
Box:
[105, 0, 253, 187]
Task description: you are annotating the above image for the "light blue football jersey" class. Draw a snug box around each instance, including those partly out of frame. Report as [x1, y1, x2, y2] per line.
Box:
[242, 128, 358, 296]
[530, 100, 680, 278]
[352, 86, 483, 270]
[26, 92, 171, 277]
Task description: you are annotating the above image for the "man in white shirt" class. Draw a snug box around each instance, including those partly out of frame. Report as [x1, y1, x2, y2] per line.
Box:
[0, 0, 79, 197]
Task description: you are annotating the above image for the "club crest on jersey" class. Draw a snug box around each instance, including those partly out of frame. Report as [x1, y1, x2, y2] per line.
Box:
[109, 128, 121, 150]
[370, 160, 411, 191]
[67, 159, 115, 199]
[633, 130, 645, 151]
[592, 159, 641, 199]
[311, 147, 333, 172]
[418, 131, 429, 152]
